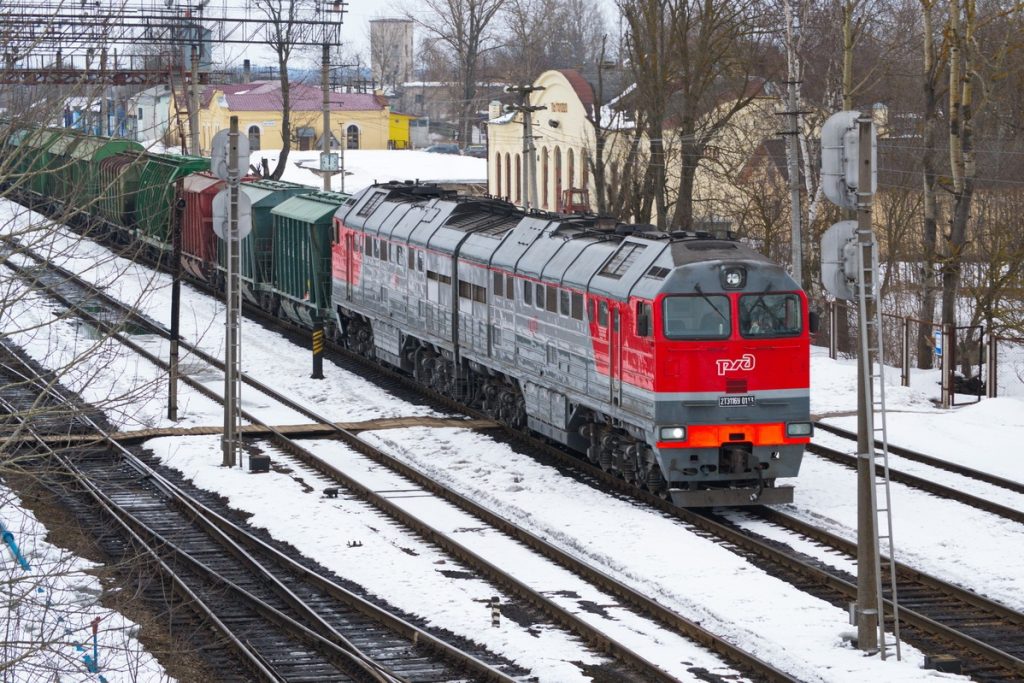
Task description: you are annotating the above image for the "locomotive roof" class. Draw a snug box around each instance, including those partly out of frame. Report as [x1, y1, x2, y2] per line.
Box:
[342, 183, 799, 299]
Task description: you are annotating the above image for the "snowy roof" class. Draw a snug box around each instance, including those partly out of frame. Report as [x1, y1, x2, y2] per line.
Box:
[203, 81, 387, 113]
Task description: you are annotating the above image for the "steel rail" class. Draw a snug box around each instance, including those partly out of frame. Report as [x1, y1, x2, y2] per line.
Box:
[5, 231, 788, 681]
[0, 356, 405, 683]
[0, 393, 283, 681]
[814, 421, 1024, 496]
[806, 441, 1024, 524]
[752, 506, 1024, 631]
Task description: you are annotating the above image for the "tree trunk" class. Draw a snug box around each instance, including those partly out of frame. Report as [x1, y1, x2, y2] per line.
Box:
[271, 62, 292, 180]
[916, 0, 940, 369]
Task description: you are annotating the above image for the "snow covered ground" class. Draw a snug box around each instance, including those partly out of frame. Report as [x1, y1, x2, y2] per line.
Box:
[2, 149, 1022, 682]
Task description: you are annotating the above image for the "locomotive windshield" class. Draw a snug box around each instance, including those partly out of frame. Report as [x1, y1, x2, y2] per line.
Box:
[739, 293, 802, 337]
[663, 295, 730, 339]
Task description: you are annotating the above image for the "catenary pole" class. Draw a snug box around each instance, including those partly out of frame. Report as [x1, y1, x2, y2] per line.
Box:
[322, 42, 331, 192]
[190, 44, 200, 155]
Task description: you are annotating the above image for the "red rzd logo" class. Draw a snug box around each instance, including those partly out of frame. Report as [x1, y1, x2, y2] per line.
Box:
[716, 353, 755, 376]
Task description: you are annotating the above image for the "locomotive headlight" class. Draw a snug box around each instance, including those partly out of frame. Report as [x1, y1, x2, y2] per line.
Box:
[787, 422, 813, 437]
[659, 426, 687, 441]
[721, 266, 746, 289]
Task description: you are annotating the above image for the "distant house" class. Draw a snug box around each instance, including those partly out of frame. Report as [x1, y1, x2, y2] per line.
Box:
[395, 80, 506, 146]
[190, 80, 411, 155]
[127, 84, 174, 143]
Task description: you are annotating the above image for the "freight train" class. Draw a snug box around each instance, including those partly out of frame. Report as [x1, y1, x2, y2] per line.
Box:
[1, 126, 815, 506]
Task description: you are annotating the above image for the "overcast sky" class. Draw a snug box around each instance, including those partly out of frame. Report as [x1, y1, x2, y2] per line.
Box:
[215, 0, 622, 72]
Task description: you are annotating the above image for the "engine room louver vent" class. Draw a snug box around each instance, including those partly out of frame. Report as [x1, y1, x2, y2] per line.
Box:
[444, 211, 520, 236]
[645, 266, 670, 279]
[356, 191, 386, 217]
[686, 242, 738, 251]
[599, 243, 647, 279]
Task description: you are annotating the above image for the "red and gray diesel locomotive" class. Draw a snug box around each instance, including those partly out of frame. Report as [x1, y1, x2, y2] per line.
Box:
[331, 181, 815, 506]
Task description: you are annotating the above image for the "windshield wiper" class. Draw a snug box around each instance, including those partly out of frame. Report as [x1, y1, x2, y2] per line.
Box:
[694, 283, 727, 321]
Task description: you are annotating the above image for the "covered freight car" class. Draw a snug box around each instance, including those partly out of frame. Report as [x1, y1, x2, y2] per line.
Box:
[271, 190, 350, 328]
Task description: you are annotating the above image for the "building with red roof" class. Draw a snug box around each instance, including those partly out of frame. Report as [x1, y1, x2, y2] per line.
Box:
[191, 80, 415, 154]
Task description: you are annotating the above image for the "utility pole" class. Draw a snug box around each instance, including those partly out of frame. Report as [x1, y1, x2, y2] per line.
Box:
[321, 42, 332, 192]
[168, 180, 185, 421]
[504, 84, 545, 210]
[190, 44, 200, 156]
[99, 48, 108, 136]
[782, 1, 803, 286]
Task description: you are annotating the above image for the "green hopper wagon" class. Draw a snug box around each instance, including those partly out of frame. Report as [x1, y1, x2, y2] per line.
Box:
[270, 190, 349, 329]
[217, 178, 310, 311]
[134, 152, 209, 251]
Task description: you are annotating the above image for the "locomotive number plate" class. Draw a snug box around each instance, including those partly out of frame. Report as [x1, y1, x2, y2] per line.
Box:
[718, 395, 755, 407]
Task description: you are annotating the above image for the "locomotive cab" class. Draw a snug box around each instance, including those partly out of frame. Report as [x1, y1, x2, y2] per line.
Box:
[650, 257, 811, 506]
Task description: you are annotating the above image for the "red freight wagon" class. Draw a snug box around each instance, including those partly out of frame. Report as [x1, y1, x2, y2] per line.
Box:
[181, 172, 224, 281]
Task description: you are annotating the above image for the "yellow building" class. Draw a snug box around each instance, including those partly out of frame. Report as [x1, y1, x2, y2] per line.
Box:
[189, 81, 410, 154]
[487, 68, 782, 227]
[487, 69, 603, 212]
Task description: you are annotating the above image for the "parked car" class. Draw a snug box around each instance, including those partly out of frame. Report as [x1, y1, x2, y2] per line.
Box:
[463, 145, 487, 158]
[423, 143, 461, 155]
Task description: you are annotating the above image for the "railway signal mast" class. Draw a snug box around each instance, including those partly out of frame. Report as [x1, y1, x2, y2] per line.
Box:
[820, 111, 901, 660]
[212, 118, 251, 469]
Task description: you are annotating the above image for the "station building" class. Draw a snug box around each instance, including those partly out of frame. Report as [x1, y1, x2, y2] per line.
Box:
[487, 68, 784, 225]
[189, 80, 414, 155]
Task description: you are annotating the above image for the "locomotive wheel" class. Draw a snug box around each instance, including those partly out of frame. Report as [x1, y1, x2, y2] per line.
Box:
[619, 449, 638, 484]
[645, 464, 668, 498]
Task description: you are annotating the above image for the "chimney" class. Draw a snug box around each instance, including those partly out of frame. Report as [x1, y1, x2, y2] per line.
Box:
[243, 59, 251, 84]
[489, 100, 502, 120]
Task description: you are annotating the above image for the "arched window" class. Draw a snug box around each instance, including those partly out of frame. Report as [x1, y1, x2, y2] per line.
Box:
[346, 124, 360, 150]
[247, 125, 261, 151]
[541, 147, 549, 210]
[554, 146, 562, 211]
[567, 149, 575, 190]
[504, 153, 512, 200]
[491, 152, 499, 197]
[515, 154, 521, 204]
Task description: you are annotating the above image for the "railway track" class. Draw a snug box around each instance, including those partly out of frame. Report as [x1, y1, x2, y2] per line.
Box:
[3, 227, 800, 680]
[0, 342, 521, 683]
[11, 218, 1023, 681]
[808, 423, 1024, 524]
[722, 506, 1024, 681]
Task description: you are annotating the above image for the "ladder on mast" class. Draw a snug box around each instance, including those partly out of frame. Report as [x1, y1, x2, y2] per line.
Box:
[856, 237, 902, 660]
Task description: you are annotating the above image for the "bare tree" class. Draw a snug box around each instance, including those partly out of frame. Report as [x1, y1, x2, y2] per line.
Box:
[252, 0, 317, 179]
[403, 0, 509, 145]
[494, 0, 609, 82]
[618, 0, 779, 230]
